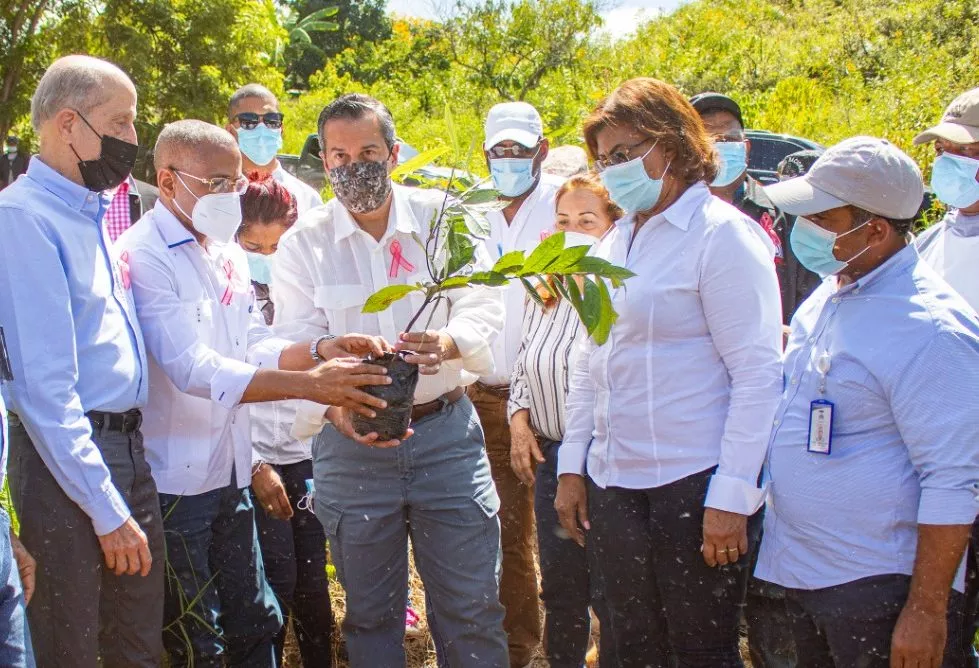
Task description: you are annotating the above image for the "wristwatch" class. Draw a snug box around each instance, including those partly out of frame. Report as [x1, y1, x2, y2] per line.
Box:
[310, 334, 337, 363]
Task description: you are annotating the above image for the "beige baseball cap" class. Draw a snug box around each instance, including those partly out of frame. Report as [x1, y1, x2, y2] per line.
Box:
[764, 136, 923, 219]
[913, 88, 979, 145]
[484, 102, 543, 149]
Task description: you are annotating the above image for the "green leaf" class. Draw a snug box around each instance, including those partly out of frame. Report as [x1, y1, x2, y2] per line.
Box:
[444, 106, 459, 158]
[446, 229, 476, 276]
[461, 208, 492, 237]
[460, 187, 502, 205]
[591, 277, 618, 345]
[362, 285, 422, 313]
[391, 147, 451, 183]
[577, 277, 602, 334]
[439, 275, 472, 289]
[520, 277, 546, 306]
[519, 232, 565, 275]
[566, 256, 636, 286]
[303, 6, 340, 21]
[547, 244, 592, 272]
[468, 271, 509, 286]
[565, 276, 584, 312]
[302, 20, 339, 32]
[492, 250, 526, 274]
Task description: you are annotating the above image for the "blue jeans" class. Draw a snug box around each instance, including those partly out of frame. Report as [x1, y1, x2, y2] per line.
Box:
[0, 508, 33, 668]
[254, 459, 334, 666]
[313, 396, 508, 667]
[159, 478, 283, 667]
[535, 440, 613, 668]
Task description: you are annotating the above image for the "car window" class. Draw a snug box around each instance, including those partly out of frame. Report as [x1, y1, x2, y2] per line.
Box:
[748, 137, 809, 173]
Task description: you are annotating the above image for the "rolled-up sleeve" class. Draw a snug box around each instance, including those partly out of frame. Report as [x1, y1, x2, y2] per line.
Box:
[245, 300, 292, 370]
[0, 207, 130, 535]
[700, 218, 784, 515]
[890, 331, 979, 526]
[557, 336, 596, 477]
[126, 246, 257, 410]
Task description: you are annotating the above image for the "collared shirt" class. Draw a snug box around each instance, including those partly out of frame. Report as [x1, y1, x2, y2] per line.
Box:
[0, 158, 146, 534]
[557, 182, 783, 515]
[481, 173, 564, 385]
[755, 245, 979, 592]
[273, 165, 323, 216]
[916, 209, 979, 312]
[271, 183, 504, 439]
[118, 202, 290, 496]
[508, 297, 584, 442]
[104, 178, 132, 242]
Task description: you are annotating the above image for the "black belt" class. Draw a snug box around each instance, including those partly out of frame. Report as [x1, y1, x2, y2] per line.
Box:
[87, 409, 142, 434]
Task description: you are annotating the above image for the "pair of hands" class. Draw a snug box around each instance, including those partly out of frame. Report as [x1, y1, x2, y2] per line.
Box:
[552, 474, 748, 567]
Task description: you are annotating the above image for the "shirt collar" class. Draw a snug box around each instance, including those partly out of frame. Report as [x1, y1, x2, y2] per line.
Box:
[948, 209, 979, 237]
[25, 157, 104, 213]
[333, 183, 419, 243]
[152, 199, 196, 249]
[836, 244, 917, 295]
[661, 181, 711, 231]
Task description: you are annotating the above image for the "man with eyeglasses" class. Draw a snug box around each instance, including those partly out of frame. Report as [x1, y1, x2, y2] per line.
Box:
[117, 119, 394, 666]
[474, 101, 563, 666]
[226, 83, 322, 214]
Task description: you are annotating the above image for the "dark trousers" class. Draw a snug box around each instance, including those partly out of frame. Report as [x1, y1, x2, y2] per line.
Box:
[254, 459, 334, 667]
[962, 520, 979, 665]
[746, 577, 798, 668]
[7, 414, 164, 668]
[159, 476, 283, 667]
[587, 468, 754, 668]
[780, 574, 969, 668]
[535, 440, 613, 668]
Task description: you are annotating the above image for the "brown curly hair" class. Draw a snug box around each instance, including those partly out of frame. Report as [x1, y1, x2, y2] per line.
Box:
[583, 78, 718, 186]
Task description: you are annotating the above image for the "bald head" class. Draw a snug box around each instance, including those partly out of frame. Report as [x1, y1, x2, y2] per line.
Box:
[31, 56, 134, 132]
[154, 120, 239, 173]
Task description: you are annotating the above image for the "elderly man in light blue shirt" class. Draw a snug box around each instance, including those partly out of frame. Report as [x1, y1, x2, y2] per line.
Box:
[756, 136, 979, 668]
[0, 56, 164, 666]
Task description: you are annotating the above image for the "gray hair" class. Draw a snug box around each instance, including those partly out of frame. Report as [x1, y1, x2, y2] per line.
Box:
[31, 55, 132, 132]
[228, 83, 278, 120]
[154, 119, 238, 172]
[317, 94, 396, 153]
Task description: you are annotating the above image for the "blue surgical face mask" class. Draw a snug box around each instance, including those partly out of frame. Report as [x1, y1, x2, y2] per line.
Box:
[711, 141, 747, 187]
[490, 155, 538, 197]
[790, 216, 871, 278]
[931, 153, 979, 209]
[599, 143, 667, 214]
[246, 251, 273, 285]
[237, 125, 283, 167]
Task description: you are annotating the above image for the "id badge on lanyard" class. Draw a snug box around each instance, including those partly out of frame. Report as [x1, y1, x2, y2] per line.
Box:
[807, 351, 834, 455]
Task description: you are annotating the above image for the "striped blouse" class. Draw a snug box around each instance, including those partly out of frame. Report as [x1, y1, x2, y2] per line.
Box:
[508, 296, 585, 442]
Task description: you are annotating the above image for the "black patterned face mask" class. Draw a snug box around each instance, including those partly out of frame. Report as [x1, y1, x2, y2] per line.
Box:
[328, 159, 392, 214]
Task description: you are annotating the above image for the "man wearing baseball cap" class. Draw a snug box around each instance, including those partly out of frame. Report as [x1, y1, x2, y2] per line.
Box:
[472, 101, 562, 666]
[751, 136, 979, 667]
[912, 86, 979, 664]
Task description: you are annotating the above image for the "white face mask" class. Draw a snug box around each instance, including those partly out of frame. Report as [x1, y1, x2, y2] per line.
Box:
[562, 231, 599, 247]
[173, 172, 243, 244]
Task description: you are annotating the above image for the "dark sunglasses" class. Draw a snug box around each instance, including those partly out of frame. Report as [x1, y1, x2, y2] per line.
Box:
[234, 112, 284, 130]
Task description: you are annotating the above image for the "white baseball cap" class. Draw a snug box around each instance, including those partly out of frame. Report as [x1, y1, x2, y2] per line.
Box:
[764, 136, 923, 220]
[913, 87, 979, 146]
[484, 102, 543, 149]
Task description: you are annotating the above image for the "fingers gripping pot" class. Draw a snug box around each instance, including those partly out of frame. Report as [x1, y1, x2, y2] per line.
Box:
[350, 351, 419, 441]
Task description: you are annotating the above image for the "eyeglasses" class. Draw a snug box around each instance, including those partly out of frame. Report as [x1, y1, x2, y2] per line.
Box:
[595, 137, 655, 171]
[234, 112, 284, 130]
[487, 143, 540, 159]
[173, 170, 249, 195]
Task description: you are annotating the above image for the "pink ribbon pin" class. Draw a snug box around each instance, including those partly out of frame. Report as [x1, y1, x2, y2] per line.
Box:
[221, 259, 235, 306]
[540, 230, 552, 241]
[388, 239, 415, 279]
[118, 251, 132, 290]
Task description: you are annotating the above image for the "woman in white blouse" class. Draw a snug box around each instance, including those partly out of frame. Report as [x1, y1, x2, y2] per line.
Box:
[509, 173, 620, 667]
[554, 78, 783, 666]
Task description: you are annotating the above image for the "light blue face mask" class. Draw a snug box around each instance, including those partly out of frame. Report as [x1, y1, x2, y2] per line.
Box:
[489, 155, 539, 197]
[789, 216, 871, 278]
[246, 251, 273, 285]
[237, 125, 283, 167]
[931, 153, 979, 209]
[711, 141, 748, 187]
[599, 143, 667, 214]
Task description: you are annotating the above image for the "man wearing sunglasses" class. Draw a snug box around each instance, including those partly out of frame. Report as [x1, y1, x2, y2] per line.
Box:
[117, 119, 393, 666]
[474, 101, 565, 667]
[226, 84, 322, 214]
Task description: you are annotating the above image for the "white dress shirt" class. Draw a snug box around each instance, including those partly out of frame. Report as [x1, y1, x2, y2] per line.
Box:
[557, 182, 783, 515]
[915, 209, 979, 312]
[271, 183, 504, 439]
[118, 202, 291, 496]
[480, 173, 564, 385]
[273, 164, 323, 216]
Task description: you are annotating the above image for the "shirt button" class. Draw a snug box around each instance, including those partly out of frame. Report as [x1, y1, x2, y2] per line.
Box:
[831, 297, 840, 304]
[773, 418, 781, 426]
[808, 337, 816, 344]
[790, 377, 799, 385]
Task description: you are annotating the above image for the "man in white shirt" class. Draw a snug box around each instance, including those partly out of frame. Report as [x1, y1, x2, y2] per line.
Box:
[226, 83, 323, 214]
[912, 86, 979, 664]
[272, 93, 508, 667]
[471, 101, 562, 666]
[119, 119, 392, 666]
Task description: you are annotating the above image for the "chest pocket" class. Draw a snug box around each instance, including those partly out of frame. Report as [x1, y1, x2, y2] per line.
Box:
[314, 284, 369, 335]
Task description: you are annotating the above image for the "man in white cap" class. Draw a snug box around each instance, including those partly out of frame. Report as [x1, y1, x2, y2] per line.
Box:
[474, 101, 563, 665]
[752, 136, 979, 667]
[912, 86, 979, 664]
